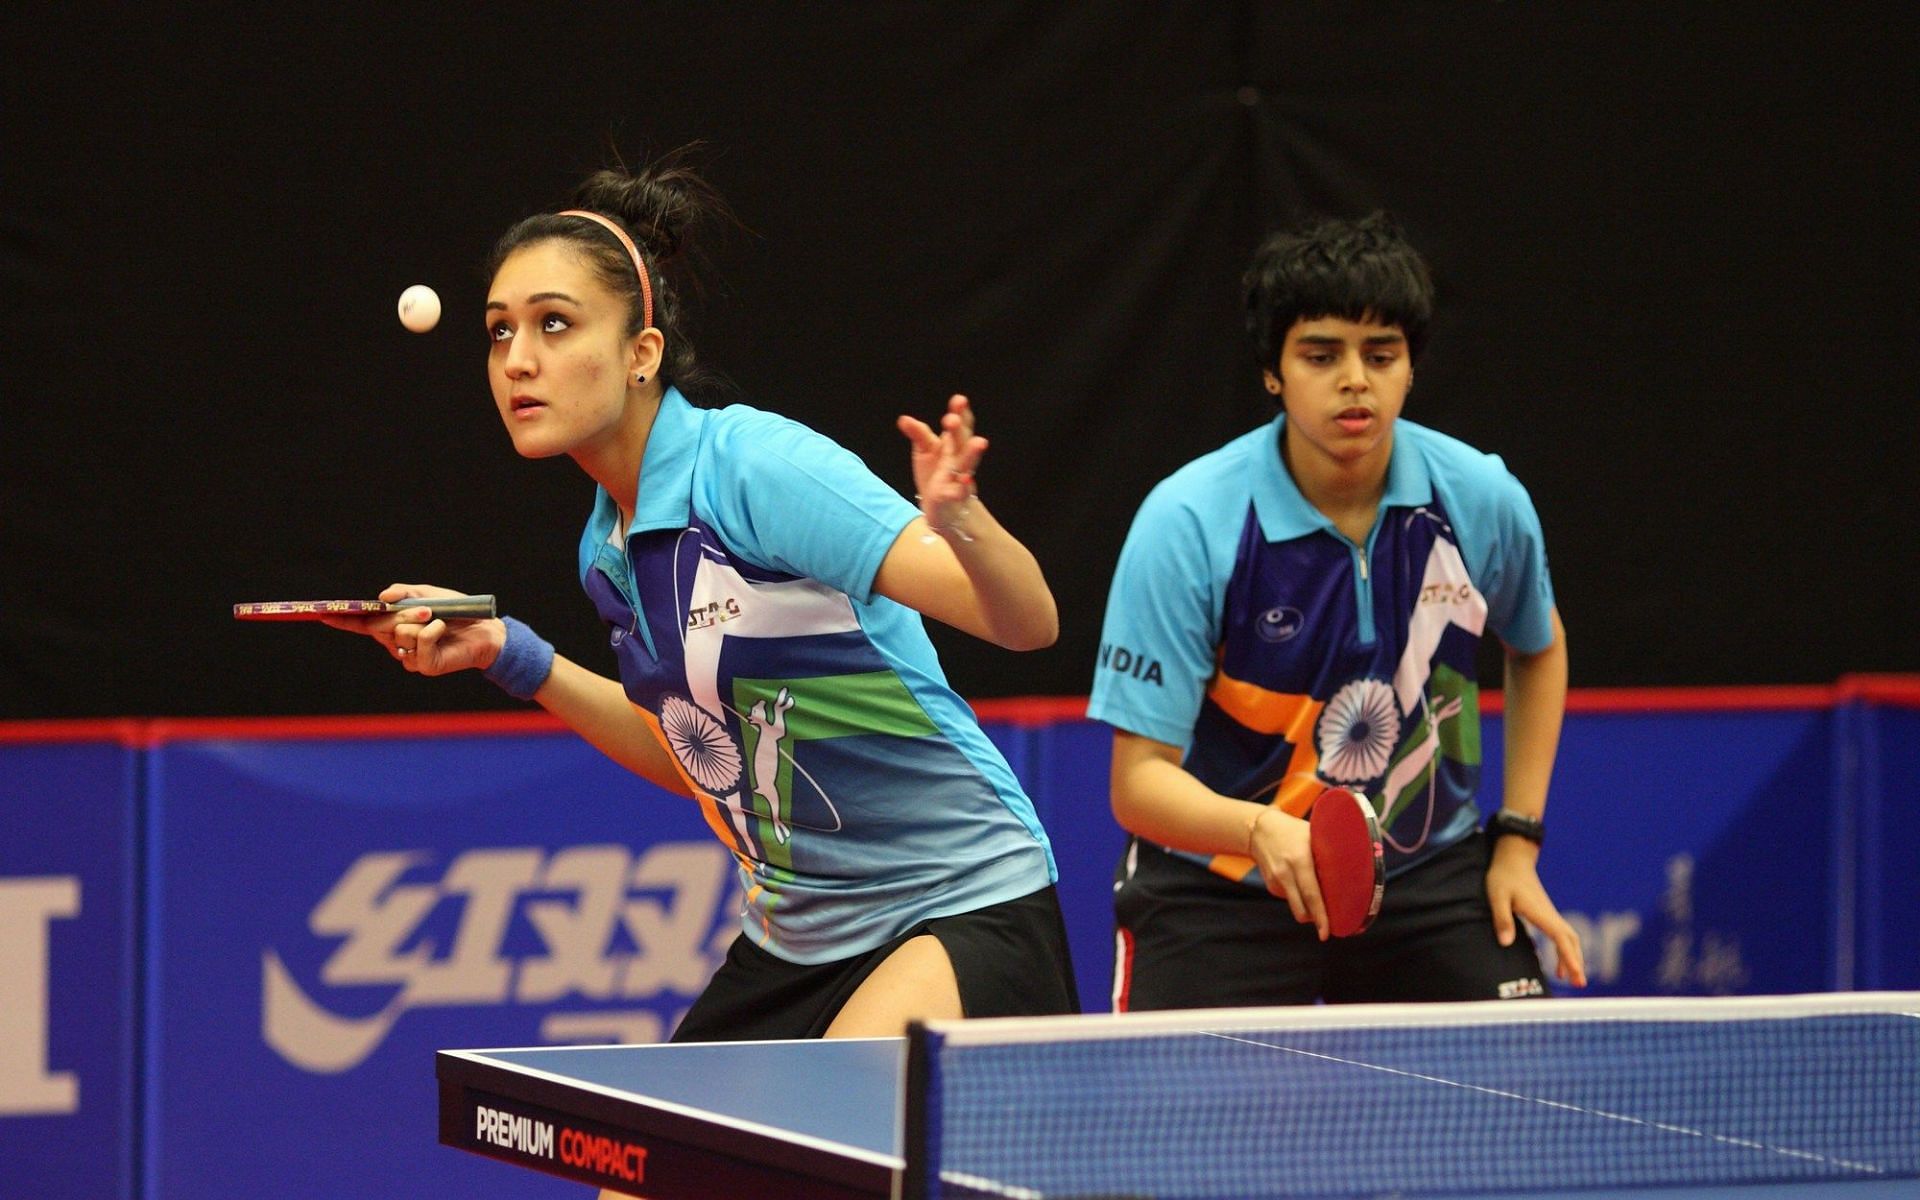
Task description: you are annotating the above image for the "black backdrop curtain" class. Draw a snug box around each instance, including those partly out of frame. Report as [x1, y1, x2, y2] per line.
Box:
[3, 3, 1914, 718]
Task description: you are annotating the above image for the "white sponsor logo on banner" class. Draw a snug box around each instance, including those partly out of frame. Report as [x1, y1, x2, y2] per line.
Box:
[0, 876, 81, 1115]
[263, 842, 738, 1072]
[1654, 852, 1751, 993]
[1534, 908, 1643, 986]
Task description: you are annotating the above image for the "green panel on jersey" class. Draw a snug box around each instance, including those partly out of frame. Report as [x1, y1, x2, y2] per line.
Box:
[732, 672, 938, 741]
[1432, 664, 1481, 766]
[730, 672, 937, 870]
[1378, 664, 1481, 828]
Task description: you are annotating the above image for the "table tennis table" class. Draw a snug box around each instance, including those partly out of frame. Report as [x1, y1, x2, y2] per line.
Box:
[438, 993, 1920, 1199]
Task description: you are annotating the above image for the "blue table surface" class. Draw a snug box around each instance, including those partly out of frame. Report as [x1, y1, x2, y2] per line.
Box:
[454, 1039, 1917, 1199]
[465, 1039, 903, 1155]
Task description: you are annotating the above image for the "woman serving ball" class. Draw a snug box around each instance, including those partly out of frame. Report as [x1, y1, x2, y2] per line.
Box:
[327, 153, 1077, 1080]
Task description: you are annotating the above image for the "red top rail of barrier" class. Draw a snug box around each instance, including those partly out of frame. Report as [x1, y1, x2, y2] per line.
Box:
[0, 677, 1912, 746]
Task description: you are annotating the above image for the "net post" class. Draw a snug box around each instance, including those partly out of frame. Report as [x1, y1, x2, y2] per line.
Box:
[902, 1019, 941, 1200]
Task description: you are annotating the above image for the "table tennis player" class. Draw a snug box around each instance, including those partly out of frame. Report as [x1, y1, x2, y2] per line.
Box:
[1089, 212, 1586, 1008]
[323, 150, 1078, 1062]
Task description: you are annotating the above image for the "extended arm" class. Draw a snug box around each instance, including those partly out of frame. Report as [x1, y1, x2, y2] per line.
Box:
[1488, 607, 1586, 985]
[325, 583, 690, 798]
[527, 655, 691, 797]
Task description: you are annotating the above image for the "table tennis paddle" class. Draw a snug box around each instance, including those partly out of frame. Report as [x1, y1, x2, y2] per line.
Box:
[1308, 786, 1385, 937]
[233, 596, 497, 621]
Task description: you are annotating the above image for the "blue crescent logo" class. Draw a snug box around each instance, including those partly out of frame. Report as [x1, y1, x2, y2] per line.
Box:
[1257, 606, 1304, 642]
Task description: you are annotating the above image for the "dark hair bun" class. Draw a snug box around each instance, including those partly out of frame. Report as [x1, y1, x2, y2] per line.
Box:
[572, 155, 726, 264]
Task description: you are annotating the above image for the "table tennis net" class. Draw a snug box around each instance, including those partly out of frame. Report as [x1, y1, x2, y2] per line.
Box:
[905, 993, 1920, 1199]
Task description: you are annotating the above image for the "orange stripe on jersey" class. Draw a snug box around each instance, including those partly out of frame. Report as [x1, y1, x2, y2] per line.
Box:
[1205, 771, 1325, 883]
[1206, 669, 1324, 740]
[636, 705, 744, 854]
[743, 881, 775, 946]
[1205, 669, 1328, 880]
[637, 703, 774, 946]
[1272, 769, 1325, 817]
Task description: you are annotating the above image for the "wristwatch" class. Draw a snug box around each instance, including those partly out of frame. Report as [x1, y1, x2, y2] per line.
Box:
[1486, 809, 1545, 845]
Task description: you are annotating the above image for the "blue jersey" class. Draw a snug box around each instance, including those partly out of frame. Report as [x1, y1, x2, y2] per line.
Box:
[1088, 415, 1555, 883]
[578, 388, 1056, 963]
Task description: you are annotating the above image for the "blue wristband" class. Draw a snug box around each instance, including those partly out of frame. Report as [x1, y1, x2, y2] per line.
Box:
[483, 616, 555, 700]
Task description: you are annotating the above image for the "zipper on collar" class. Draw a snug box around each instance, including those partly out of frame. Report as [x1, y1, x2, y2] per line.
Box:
[1351, 536, 1376, 645]
[594, 540, 658, 661]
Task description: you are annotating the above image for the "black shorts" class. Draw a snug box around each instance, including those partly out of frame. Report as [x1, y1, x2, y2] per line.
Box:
[1113, 831, 1550, 1009]
[672, 886, 1080, 1042]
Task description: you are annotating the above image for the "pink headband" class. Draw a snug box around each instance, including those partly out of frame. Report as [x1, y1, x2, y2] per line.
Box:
[558, 209, 654, 329]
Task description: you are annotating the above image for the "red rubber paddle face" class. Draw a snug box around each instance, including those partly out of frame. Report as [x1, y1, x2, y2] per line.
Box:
[1309, 787, 1386, 937]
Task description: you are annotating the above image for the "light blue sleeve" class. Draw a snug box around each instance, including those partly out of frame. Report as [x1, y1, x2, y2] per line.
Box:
[1086, 480, 1228, 751]
[1450, 456, 1556, 655]
[700, 408, 917, 602]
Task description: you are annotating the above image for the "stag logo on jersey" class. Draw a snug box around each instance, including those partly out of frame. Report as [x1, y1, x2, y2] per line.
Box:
[1419, 582, 1474, 607]
[686, 597, 742, 631]
[1256, 605, 1305, 642]
[262, 843, 737, 1073]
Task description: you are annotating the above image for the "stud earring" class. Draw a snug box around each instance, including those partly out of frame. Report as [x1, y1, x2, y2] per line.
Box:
[635, 373, 647, 383]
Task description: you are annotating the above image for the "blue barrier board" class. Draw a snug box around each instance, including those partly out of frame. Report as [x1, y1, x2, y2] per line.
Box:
[144, 731, 736, 1199]
[1484, 706, 1838, 995]
[1860, 703, 1918, 988]
[5, 683, 1913, 1198]
[0, 738, 139, 1200]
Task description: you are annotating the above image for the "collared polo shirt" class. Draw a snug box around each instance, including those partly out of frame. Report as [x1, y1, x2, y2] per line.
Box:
[578, 388, 1056, 963]
[1089, 415, 1555, 882]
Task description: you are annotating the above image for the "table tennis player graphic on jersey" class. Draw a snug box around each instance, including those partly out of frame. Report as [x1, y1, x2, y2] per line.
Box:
[1196, 504, 1488, 892]
[586, 514, 1050, 963]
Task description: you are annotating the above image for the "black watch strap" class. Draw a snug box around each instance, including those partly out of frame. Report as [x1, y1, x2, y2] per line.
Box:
[1487, 809, 1545, 845]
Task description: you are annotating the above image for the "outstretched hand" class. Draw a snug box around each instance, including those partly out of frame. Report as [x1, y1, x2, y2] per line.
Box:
[319, 583, 505, 677]
[897, 394, 987, 538]
[1487, 839, 1588, 987]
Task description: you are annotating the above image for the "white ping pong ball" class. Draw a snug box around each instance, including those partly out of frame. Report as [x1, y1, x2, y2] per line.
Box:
[397, 284, 441, 333]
